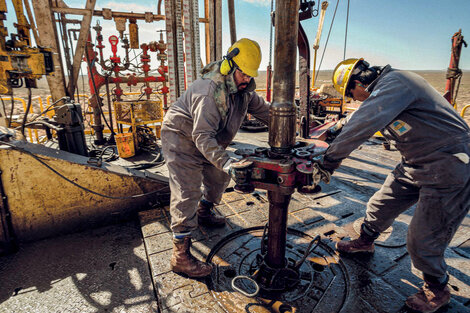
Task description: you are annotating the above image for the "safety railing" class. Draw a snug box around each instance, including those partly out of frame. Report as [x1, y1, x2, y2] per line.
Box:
[461, 104, 470, 118]
[1, 96, 44, 143]
[82, 92, 163, 136]
[29, 92, 164, 141]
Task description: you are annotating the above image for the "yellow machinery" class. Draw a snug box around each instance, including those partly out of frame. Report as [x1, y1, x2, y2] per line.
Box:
[0, 0, 53, 95]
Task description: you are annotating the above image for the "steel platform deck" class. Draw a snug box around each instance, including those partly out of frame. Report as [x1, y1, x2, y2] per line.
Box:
[0, 130, 468, 312]
[142, 130, 470, 312]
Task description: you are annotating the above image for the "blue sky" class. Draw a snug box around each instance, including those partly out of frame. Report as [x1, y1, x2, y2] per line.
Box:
[5, 0, 470, 70]
[228, 0, 470, 70]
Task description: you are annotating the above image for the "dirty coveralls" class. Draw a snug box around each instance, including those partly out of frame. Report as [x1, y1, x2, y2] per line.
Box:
[161, 62, 270, 234]
[324, 65, 470, 278]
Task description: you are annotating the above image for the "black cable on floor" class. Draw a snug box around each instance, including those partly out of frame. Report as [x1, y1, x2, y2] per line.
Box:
[0, 140, 170, 200]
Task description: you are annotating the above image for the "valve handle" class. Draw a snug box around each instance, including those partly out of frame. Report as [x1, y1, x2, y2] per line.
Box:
[109, 35, 119, 57]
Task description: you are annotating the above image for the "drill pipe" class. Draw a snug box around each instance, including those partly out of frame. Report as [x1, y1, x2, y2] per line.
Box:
[265, 191, 291, 268]
[268, 0, 299, 154]
[265, 0, 300, 270]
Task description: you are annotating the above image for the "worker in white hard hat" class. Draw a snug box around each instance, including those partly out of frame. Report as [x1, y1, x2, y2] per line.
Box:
[321, 58, 470, 313]
[161, 38, 270, 278]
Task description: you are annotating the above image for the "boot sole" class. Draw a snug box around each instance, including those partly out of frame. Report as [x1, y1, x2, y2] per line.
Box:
[405, 298, 450, 313]
[198, 220, 226, 228]
[336, 242, 375, 254]
[171, 268, 212, 278]
[337, 249, 375, 254]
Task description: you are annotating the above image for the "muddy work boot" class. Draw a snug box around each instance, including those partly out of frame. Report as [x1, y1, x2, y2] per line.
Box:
[405, 283, 451, 313]
[170, 236, 213, 277]
[197, 199, 226, 227]
[336, 223, 378, 254]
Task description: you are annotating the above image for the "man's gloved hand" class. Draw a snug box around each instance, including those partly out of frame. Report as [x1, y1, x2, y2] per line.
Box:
[222, 158, 236, 176]
[328, 117, 346, 136]
[223, 158, 255, 194]
[316, 154, 342, 184]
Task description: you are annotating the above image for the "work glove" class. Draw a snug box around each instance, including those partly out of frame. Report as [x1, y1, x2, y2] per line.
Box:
[316, 154, 342, 184]
[222, 158, 236, 176]
[328, 118, 347, 136]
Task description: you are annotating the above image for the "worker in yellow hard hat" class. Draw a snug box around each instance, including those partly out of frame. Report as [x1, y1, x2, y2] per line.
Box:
[220, 37, 262, 80]
[332, 58, 376, 100]
[320, 58, 470, 312]
[161, 38, 269, 278]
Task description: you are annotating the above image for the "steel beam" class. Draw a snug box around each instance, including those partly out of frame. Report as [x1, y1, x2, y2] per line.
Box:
[51, 7, 164, 21]
[66, 0, 96, 97]
[32, 0, 67, 103]
[51, 6, 209, 23]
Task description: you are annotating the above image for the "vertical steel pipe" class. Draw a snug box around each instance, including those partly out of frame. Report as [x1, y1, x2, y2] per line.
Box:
[265, 0, 299, 270]
[204, 0, 211, 64]
[227, 0, 237, 45]
[265, 191, 291, 268]
[298, 24, 310, 138]
[268, 0, 299, 154]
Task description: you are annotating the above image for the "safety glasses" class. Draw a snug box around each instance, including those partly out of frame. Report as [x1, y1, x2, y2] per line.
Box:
[236, 68, 252, 81]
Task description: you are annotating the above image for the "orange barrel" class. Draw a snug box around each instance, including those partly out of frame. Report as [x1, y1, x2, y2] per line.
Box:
[155, 125, 162, 139]
[115, 133, 135, 158]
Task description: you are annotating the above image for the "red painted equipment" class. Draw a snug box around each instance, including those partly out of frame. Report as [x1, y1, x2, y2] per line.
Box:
[109, 35, 121, 64]
[84, 26, 169, 141]
[231, 140, 329, 195]
[443, 29, 467, 106]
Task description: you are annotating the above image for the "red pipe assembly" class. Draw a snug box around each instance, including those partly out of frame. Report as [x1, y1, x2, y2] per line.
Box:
[84, 27, 168, 141]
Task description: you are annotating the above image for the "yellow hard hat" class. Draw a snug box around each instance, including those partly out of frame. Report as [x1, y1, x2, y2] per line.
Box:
[220, 38, 261, 77]
[332, 58, 363, 99]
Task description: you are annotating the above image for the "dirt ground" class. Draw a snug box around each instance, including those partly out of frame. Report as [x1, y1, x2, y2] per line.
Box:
[4, 70, 470, 125]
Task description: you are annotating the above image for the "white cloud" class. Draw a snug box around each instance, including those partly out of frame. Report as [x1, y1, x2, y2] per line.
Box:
[241, 0, 271, 7]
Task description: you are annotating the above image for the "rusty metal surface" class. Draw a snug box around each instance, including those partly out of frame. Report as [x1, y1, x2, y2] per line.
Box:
[66, 0, 97, 97]
[208, 0, 222, 62]
[206, 227, 348, 313]
[51, 7, 165, 22]
[141, 131, 470, 312]
[227, 0, 237, 45]
[0, 167, 16, 255]
[268, 0, 299, 153]
[31, 0, 67, 102]
[0, 140, 169, 242]
[298, 23, 311, 138]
